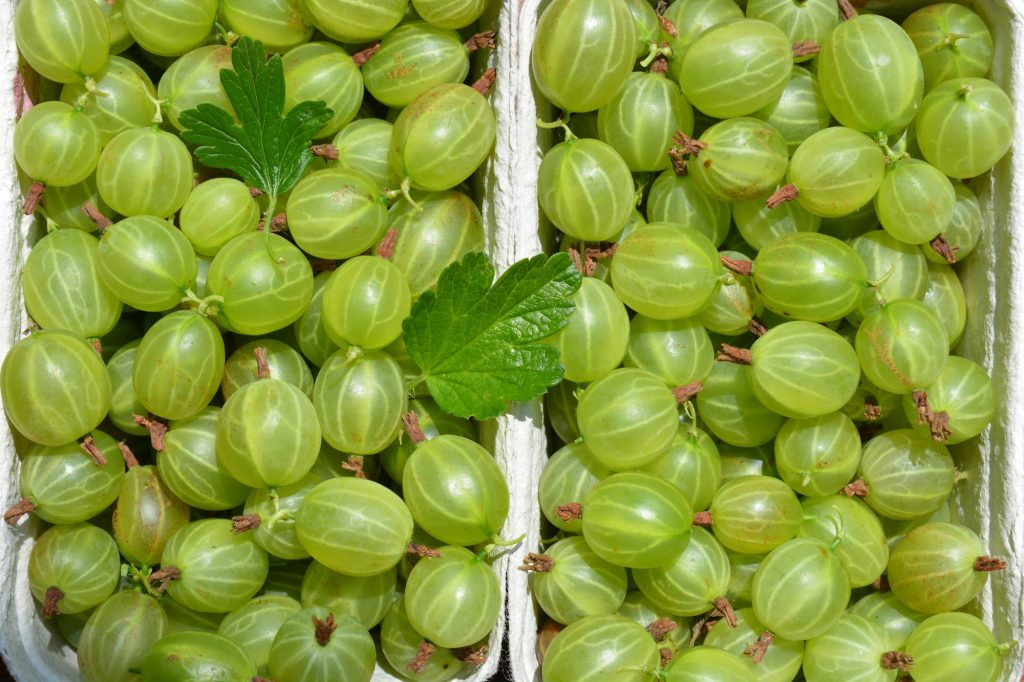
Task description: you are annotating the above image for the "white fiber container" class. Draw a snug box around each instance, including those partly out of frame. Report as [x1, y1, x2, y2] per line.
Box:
[507, 1, 1024, 680]
[0, 1, 514, 680]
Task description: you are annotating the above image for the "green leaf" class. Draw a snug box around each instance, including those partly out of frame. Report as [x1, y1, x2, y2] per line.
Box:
[403, 252, 582, 420]
[178, 36, 333, 197]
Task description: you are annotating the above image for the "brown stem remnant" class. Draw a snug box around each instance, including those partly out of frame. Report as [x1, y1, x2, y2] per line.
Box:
[743, 630, 775, 664]
[231, 514, 262, 533]
[473, 68, 497, 95]
[928, 411, 952, 442]
[912, 390, 952, 441]
[657, 14, 678, 37]
[881, 651, 915, 672]
[974, 556, 1008, 572]
[311, 143, 339, 161]
[792, 40, 821, 57]
[80, 436, 108, 466]
[352, 42, 381, 67]
[402, 411, 427, 444]
[693, 511, 713, 527]
[842, 480, 869, 498]
[254, 346, 271, 380]
[556, 503, 582, 522]
[518, 553, 555, 572]
[650, 55, 669, 74]
[672, 131, 708, 156]
[717, 344, 753, 365]
[873, 574, 890, 592]
[720, 254, 753, 276]
[3, 499, 36, 525]
[456, 644, 489, 665]
[660, 647, 675, 666]
[409, 641, 436, 672]
[148, 566, 181, 593]
[465, 31, 497, 52]
[407, 543, 442, 558]
[313, 613, 337, 646]
[23, 182, 44, 216]
[838, 0, 858, 19]
[766, 184, 800, 209]
[646, 618, 678, 642]
[930, 235, 959, 264]
[90, 338, 103, 356]
[341, 456, 367, 479]
[689, 614, 717, 646]
[673, 381, 704, 404]
[81, 202, 112, 230]
[864, 397, 881, 422]
[133, 415, 168, 452]
[249, 187, 263, 197]
[118, 442, 140, 468]
[748, 318, 768, 337]
[712, 596, 738, 628]
[43, 586, 64, 617]
[376, 227, 398, 260]
[669, 147, 688, 175]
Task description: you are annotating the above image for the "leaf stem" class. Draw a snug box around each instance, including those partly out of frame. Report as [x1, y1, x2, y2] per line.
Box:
[536, 116, 576, 141]
[399, 178, 423, 212]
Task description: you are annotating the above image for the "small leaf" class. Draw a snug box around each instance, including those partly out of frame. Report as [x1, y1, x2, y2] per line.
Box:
[178, 36, 333, 197]
[403, 252, 582, 419]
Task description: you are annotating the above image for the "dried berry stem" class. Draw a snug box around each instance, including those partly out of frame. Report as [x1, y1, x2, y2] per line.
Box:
[402, 411, 427, 444]
[409, 641, 436, 672]
[766, 184, 800, 208]
[23, 182, 44, 216]
[465, 31, 496, 52]
[3, 499, 36, 525]
[341, 456, 367, 479]
[407, 543, 442, 558]
[313, 614, 337, 646]
[456, 644, 489, 665]
[352, 42, 381, 67]
[118, 442, 140, 468]
[650, 55, 669, 74]
[720, 255, 753, 276]
[473, 68, 497, 95]
[672, 130, 707, 156]
[585, 243, 619, 262]
[669, 147, 688, 175]
[657, 14, 678, 37]
[660, 647, 674, 666]
[518, 552, 555, 572]
[717, 344, 752, 364]
[930, 235, 959, 264]
[838, 0, 858, 19]
[80, 437, 108, 466]
[148, 566, 181, 593]
[912, 390, 952, 441]
[673, 381, 704, 403]
[254, 346, 271, 380]
[974, 556, 1008, 572]
[842, 480, 870, 498]
[646, 618, 678, 642]
[864, 397, 881, 422]
[881, 651, 915, 672]
[873, 574, 890, 592]
[81, 202, 112, 229]
[231, 514, 262, 533]
[376, 227, 398, 260]
[712, 596, 737, 628]
[743, 630, 775, 663]
[748, 318, 768, 337]
[555, 502, 582, 522]
[133, 415, 168, 452]
[692, 511, 713, 527]
[310, 143, 339, 160]
[43, 586, 63, 617]
[792, 40, 821, 57]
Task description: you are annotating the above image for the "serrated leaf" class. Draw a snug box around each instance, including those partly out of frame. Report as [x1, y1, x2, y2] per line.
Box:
[178, 36, 333, 197]
[403, 252, 582, 420]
